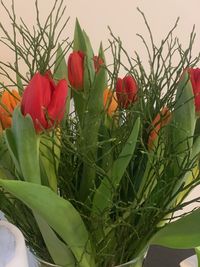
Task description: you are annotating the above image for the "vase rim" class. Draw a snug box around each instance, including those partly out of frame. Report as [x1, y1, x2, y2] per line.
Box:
[37, 257, 61, 267]
[114, 257, 140, 267]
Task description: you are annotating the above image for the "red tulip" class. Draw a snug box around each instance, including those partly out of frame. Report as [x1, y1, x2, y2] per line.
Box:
[116, 75, 138, 108]
[93, 56, 104, 73]
[68, 51, 84, 90]
[188, 68, 200, 113]
[21, 72, 68, 133]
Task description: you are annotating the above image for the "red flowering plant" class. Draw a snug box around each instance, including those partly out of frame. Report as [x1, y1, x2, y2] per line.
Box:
[1, 2, 200, 267]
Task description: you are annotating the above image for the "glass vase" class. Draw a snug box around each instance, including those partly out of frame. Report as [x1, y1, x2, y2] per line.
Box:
[35, 253, 145, 267]
[35, 258, 61, 267]
[114, 255, 145, 267]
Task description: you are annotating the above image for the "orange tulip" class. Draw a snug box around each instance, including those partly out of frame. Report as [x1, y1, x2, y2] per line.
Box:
[0, 90, 21, 129]
[148, 107, 171, 150]
[103, 89, 118, 116]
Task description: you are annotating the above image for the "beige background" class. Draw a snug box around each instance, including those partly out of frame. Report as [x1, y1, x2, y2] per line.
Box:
[1, 0, 200, 69]
[0, 0, 200, 214]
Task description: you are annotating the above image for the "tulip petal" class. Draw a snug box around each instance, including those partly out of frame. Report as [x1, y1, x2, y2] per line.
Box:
[68, 51, 84, 90]
[188, 68, 200, 113]
[47, 79, 68, 124]
[21, 73, 52, 132]
[124, 75, 138, 103]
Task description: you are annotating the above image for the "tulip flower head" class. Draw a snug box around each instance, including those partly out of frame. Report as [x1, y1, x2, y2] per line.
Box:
[116, 75, 138, 108]
[103, 88, 118, 116]
[93, 56, 104, 73]
[148, 107, 172, 150]
[188, 68, 200, 113]
[68, 51, 84, 90]
[0, 90, 21, 129]
[21, 72, 68, 133]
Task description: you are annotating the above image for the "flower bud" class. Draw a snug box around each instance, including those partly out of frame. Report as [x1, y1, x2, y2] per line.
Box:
[68, 51, 84, 90]
[116, 75, 138, 108]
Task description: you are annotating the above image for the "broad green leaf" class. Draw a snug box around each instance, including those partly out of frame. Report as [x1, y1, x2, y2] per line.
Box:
[5, 107, 40, 183]
[73, 91, 85, 127]
[54, 44, 68, 81]
[0, 180, 95, 267]
[82, 30, 95, 92]
[73, 19, 87, 52]
[92, 118, 140, 214]
[172, 72, 196, 168]
[34, 213, 75, 267]
[151, 209, 200, 248]
[169, 73, 196, 197]
[73, 20, 95, 125]
[4, 129, 20, 174]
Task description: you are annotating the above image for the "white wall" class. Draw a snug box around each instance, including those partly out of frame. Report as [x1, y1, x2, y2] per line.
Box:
[1, 0, 200, 70]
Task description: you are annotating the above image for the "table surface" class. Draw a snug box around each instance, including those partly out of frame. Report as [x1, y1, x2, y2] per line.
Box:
[144, 246, 195, 267]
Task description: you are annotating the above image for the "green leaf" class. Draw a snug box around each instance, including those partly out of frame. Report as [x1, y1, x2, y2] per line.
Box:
[54, 44, 68, 81]
[73, 19, 95, 125]
[172, 72, 196, 167]
[151, 209, 200, 248]
[4, 129, 21, 174]
[34, 213, 75, 267]
[192, 136, 200, 159]
[40, 134, 60, 192]
[4, 107, 40, 183]
[73, 19, 87, 52]
[0, 179, 95, 267]
[92, 118, 140, 214]
[82, 30, 95, 92]
[169, 73, 196, 198]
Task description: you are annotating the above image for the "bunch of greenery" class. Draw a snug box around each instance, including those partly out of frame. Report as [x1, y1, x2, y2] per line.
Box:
[0, 1, 200, 267]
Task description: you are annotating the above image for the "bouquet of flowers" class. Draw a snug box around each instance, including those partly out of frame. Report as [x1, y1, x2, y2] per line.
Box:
[0, 1, 200, 267]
